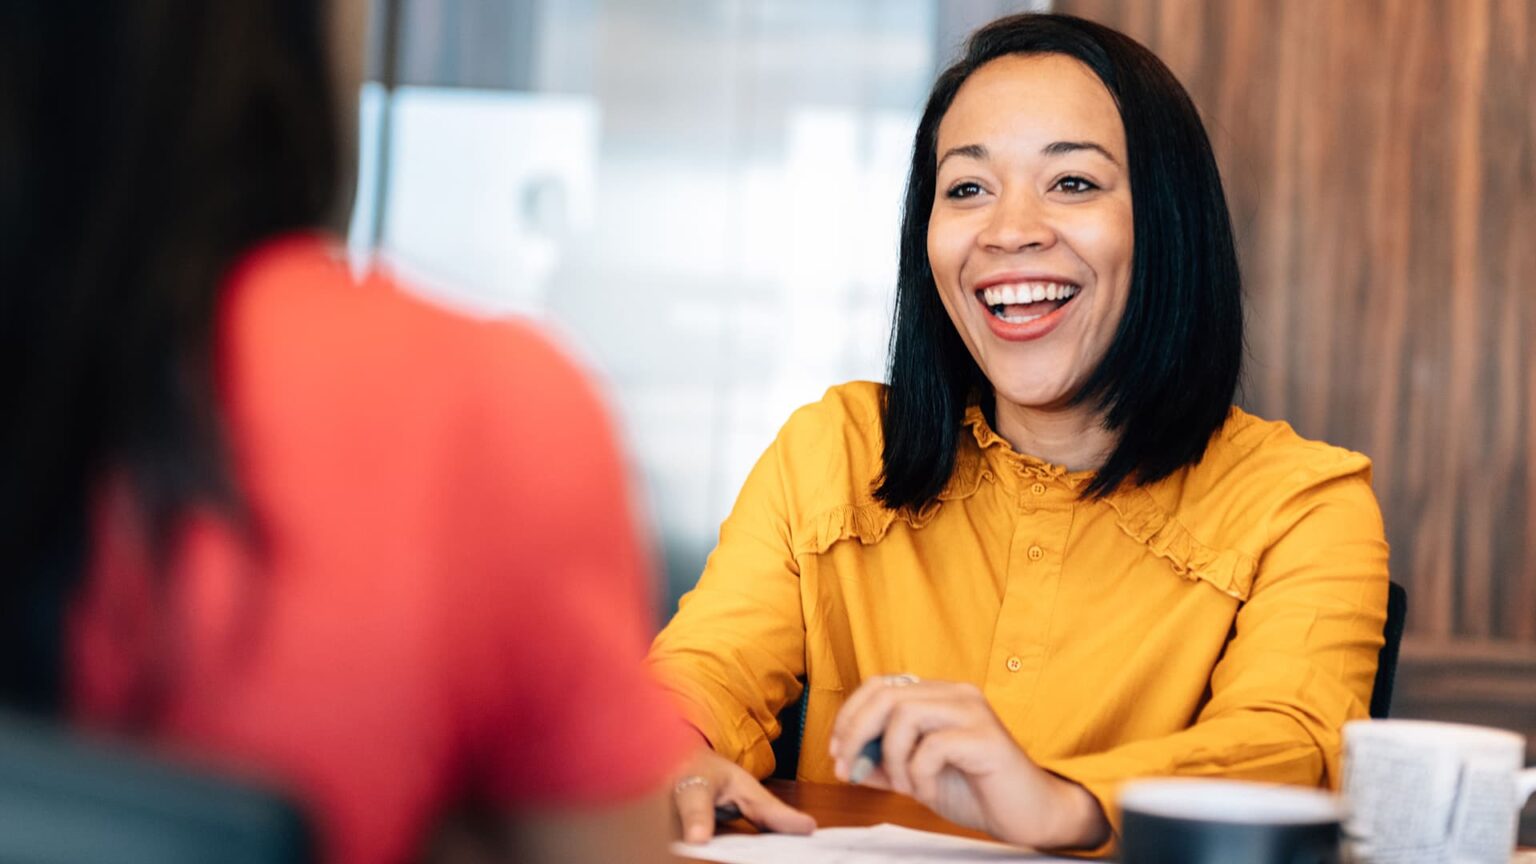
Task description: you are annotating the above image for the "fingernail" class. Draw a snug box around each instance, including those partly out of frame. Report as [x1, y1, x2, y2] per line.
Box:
[849, 756, 874, 784]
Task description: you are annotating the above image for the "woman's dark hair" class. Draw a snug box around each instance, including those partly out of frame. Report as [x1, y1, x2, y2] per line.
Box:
[876, 13, 1243, 509]
[0, 1, 341, 713]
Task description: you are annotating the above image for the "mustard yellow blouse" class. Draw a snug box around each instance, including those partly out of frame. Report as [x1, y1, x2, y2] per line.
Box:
[649, 381, 1388, 838]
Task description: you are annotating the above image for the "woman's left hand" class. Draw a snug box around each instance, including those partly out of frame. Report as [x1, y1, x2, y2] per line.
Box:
[828, 676, 1108, 851]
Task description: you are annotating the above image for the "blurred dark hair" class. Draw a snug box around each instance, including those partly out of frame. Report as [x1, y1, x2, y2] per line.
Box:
[875, 13, 1243, 510]
[0, 1, 341, 713]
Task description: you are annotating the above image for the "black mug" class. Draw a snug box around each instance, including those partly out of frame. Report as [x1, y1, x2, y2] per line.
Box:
[1119, 779, 1344, 864]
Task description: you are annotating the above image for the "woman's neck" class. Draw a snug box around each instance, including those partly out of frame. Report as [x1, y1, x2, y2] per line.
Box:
[991, 395, 1117, 473]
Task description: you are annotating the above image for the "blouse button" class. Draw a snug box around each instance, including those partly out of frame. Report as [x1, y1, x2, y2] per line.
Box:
[1027, 544, 1044, 561]
[1030, 482, 1047, 496]
[1005, 656, 1023, 672]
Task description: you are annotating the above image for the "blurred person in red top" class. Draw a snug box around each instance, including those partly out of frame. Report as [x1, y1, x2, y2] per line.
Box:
[0, 2, 692, 863]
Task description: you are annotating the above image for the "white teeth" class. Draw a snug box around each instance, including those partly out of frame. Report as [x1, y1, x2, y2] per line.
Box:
[978, 281, 1079, 307]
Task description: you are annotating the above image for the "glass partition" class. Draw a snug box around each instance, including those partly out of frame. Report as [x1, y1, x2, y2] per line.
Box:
[352, 0, 1046, 610]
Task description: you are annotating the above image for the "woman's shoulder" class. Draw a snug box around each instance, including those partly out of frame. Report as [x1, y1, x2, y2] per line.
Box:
[757, 381, 895, 544]
[1200, 407, 1374, 489]
[222, 233, 597, 440]
[772, 381, 885, 477]
[776, 380, 886, 446]
[1114, 408, 1382, 599]
[227, 234, 566, 369]
[1154, 407, 1379, 556]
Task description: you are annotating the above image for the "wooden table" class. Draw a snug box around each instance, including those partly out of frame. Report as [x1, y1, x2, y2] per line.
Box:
[707, 781, 1536, 862]
[722, 779, 987, 838]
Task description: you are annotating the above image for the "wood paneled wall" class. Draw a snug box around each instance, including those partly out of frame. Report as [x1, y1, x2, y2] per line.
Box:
[1055, 0, 1536, 833]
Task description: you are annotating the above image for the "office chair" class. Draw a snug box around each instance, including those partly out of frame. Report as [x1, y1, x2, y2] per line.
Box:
[1369, 581, 1408, 719]
[0, 713, 311, 864]
[770, 687, 808, 781]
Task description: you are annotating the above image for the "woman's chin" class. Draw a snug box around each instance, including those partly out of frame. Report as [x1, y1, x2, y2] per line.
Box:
[990, 381, 1082, 415]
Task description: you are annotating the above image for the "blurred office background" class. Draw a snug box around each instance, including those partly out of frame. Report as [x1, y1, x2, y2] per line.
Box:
[353, 0, 1534, 829]
[350, 0, 1050, 610]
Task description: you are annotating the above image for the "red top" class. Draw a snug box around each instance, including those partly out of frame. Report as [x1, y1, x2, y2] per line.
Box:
[70, 235, 690, 864]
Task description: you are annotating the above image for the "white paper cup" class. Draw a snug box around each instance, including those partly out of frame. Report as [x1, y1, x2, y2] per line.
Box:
[1342, 719, 1536, 863]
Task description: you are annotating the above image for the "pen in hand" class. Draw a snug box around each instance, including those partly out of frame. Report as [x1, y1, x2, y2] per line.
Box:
[849, 736, 883, 784]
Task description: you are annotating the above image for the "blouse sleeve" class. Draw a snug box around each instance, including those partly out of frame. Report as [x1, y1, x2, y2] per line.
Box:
[1036, 467, 1390, 852]
[443, 321, 693, 806]
[646, 423, 810, 779]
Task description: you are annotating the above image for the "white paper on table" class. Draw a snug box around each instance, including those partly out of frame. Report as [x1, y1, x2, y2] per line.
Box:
[672, 823, 1082, 863]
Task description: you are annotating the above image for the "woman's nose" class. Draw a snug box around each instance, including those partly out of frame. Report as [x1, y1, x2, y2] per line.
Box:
[977, 193, 1056, 253]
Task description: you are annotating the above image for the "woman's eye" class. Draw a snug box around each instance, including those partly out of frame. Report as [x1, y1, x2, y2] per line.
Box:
[1054, 175, 1099, 194]
[945, 181, 983, 199]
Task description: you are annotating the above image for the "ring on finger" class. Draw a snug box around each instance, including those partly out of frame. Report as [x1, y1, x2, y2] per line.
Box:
[884, 673, 920, 687]
[673, 774, 710, 795]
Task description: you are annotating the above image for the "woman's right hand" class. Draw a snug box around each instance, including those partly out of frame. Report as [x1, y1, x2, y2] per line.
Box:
[671, 745, 816, 844]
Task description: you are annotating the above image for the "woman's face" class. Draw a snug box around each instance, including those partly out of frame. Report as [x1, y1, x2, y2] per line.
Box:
[927, 53, 1133, 414]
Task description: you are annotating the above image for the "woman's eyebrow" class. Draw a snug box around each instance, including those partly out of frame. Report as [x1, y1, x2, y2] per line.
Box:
[936, 143, 988, 170]
[1042, 140, 1119, 165]
[938, 140, 1121, 170]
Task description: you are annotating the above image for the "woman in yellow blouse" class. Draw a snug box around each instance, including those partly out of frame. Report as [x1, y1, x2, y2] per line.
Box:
[655, 13, 1389, 855]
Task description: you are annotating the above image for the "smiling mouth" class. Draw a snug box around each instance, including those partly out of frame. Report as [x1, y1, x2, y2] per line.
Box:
[975, 281, 1081, 324]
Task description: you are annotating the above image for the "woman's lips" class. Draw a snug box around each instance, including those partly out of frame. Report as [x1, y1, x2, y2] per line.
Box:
[973, 280, 1081, 342]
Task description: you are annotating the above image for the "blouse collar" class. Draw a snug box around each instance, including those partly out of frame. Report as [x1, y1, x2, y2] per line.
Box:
[959, 404, 1098, 492]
